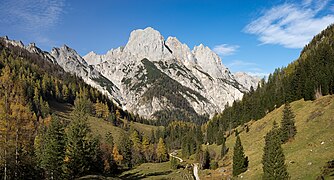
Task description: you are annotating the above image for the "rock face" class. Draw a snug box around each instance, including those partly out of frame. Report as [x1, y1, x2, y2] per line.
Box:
[0, 36, 121, 105]
[0, 28, 257, 122]
[234, 72, 261, 91]
[82, 27, 249, 120]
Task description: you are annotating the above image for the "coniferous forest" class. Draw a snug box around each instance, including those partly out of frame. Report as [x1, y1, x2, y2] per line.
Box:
[206, 24, 334, 144]
[0, 17, 334, 180]
[0, 40, 172, 179]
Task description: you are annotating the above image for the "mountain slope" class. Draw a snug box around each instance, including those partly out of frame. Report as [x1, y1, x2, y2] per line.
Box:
[82, 27, 249, 122]
[2, 27, 257, 123]
[220, 95, 334, 179]
[234, 72, 260, 91]
[211, 24, 334, 132]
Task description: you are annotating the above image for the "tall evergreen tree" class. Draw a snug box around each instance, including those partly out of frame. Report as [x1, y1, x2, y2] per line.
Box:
[280, 102, 297, 143]
[170, 156, 178, 170]
[130, 129, 143, 165]
[220, 136, 228, 159]
[262, 121, 290, 179]
[233, 135, 248, 176]
[100, 132, 116, 174]
[73, 89, 92, 116]
[37, 116, 65, 180]
[119, 133, 132, 169]
[202, 148, 210, 169]
[64, 112, 99, 178]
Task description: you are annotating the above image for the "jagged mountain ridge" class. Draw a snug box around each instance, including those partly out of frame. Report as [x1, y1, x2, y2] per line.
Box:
[1, 27, 259, 122]
[82, 27, 256, 120]
[234, 72, 261, 91]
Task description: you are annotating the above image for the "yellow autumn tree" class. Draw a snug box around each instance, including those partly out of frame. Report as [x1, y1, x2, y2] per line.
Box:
[113, 144, 123, 165]
[156, 138, 168, 162]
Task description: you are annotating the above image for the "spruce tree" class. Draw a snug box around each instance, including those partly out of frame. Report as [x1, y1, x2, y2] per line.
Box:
[64, 113, 99, 178]
[170, 156, 178, 169]
[220, 136, 228, 159]
[38, 116, 65, 180]
[281, 102, 297, 143]
[202, 148, 211, 169]
[233, 135, 248, 176]
[119, 133, 132, 168]
[262, 121, 290, 179]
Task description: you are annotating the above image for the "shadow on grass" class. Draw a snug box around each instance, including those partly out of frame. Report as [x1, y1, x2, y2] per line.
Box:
[120, 170, 173, 180]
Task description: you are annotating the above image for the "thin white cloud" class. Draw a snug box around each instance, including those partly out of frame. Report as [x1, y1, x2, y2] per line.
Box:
[226, 60, 268, 78]
[244, 0, 334, 48]
[0, 0, 65, 31]
[227, 60, 256, 67]
[0, 0, 65, 47]
[213, 44, 240, 56]
[245, 72, 269, 78]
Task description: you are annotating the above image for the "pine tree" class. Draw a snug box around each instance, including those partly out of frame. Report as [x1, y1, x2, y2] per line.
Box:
[64, 113, 99, 178]
[202, 148, 210, 169]
[170, 156, 178, 169]
[100, 132, 116, 174]
[233, 135, 248, 176]
[142, 135, 153, 162]
[262, 121, 290, 179]
[130, 130, 143, 165]
[220, 136, 228, 159]
[119, 134, 132, 168]
[156, 138, 168, 162]
[73, 89, 92, 116]
[280, 102, 297, 143]
[62, 84, 69, 102]
[181, 136, 191, 158]
[0, 65, 13, 180]
[38, 116, 65, 180]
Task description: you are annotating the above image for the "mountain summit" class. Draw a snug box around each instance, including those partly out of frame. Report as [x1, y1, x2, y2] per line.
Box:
[1, 28, 259, 123]
[82, 27, 255, 122]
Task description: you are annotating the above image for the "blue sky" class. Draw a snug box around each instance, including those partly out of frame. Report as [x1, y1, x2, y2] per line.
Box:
[1, 0, 334, 77]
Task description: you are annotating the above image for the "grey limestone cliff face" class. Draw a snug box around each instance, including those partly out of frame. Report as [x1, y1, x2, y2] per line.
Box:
[1, 28, 259, 121]
[82, 27, 250, 119]
[234, 72, 261, 91]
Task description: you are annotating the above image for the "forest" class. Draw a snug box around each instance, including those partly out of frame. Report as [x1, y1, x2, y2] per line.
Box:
[0, 40, 172, 179]
[0, 23, 334, 179]
[206, 24, 334, 144]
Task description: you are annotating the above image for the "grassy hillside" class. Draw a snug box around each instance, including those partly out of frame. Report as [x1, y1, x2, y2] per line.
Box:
[120, 162, 193, 180]
[49, 101, 161, 145]
[49, 96, 334, 179]
[202, 95, 334, 179]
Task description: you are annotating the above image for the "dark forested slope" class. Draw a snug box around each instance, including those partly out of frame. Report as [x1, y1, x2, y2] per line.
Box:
[206, 24, 334, 144]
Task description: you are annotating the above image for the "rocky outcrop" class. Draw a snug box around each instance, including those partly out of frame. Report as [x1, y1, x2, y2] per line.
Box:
[50, 45, 122, 105]
[83, 27, 249, 119]
[234, 72, 260, 91]
[0, 27, 255, 121]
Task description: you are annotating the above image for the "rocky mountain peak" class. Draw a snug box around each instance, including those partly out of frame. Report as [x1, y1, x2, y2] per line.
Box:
[192, 44, 229, 78]
[165, 36, 196, 65]
[234, 72, 261, 90]
[51, 45, 88, 67]
[83, 51, 103, 65]
[123, 27, 173, 62]
[1, 36, 24, 48]
[0, 28, 255, 121]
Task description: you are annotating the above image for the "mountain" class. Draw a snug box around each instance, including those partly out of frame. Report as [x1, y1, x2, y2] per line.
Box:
[1, 28, 258, 123]
[234, 72, 260, 91]
[82, 27, 252, 122]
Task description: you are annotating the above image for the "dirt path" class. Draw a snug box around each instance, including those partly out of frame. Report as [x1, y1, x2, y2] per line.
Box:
[169, 152, 200, 180]
[169, 152, 184, 162]
[193, 163, 200, 180]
